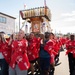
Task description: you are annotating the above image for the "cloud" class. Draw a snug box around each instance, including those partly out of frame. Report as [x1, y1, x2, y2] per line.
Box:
[61, 11, 75, 17]
[63, 17, 75, 22]
[61, 11, 75, 22]
[51, 11, 75, 22]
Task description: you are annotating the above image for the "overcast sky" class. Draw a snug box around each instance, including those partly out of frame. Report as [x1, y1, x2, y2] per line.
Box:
[0, 0, 75, 34]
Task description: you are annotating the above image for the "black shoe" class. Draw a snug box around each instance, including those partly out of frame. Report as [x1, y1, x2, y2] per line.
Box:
[55, 62, 61, 66]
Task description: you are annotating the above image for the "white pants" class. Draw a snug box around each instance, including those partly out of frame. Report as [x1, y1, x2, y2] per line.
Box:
[9, 65, 27, 75]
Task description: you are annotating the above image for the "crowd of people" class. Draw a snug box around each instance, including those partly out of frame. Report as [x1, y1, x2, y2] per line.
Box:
[0, 30, 75, 75]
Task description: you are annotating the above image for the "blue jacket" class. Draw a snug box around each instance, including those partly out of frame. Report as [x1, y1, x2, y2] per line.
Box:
[39, 40, 50, 58]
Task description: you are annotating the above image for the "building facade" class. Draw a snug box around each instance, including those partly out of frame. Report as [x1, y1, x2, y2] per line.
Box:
[0, 12, 16, 34]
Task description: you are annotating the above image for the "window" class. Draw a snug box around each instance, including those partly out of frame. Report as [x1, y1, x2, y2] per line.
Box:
[0, 16, 6, 23]
[0, 17, 2, 22]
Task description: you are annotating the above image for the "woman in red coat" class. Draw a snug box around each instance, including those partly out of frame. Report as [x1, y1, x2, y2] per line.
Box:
[27, 32, 39, 75]
[0, 34, 10, 75]
[8, 30, 30, 75]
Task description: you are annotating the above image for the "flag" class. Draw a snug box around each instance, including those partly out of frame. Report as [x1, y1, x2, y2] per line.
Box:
[25, 25, 28, 28]
[30, 27, 32, 33]
[24, 4, 26, 9]
[25, 25, 28, 33]
[44, 0, 46, 7]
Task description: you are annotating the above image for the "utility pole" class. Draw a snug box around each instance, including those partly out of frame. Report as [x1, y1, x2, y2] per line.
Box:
[19, 11, 20, 31]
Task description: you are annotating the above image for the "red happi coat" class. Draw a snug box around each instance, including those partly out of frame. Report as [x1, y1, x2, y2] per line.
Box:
[54, 38, 62, 53]
[10, 39, 30, 70]
[60, 37, 66, 45]
[44, 39, 58, 64]
[53, 39, 59, 53]
[36, 37, 41, 53]
[27, 37, 39, 61]
[0, 42, 11, 64]
[66, 40, 75, 58]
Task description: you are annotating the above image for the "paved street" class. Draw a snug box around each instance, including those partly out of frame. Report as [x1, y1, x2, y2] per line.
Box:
[54, 50, 69, 75]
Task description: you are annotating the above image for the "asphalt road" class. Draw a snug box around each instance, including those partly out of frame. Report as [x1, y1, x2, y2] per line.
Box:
[54, 50, 69, 75]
